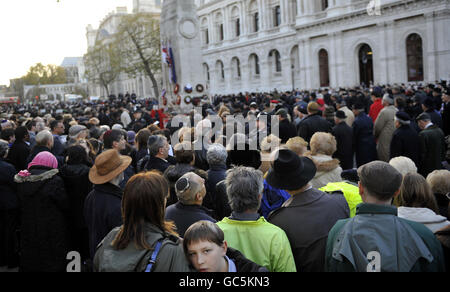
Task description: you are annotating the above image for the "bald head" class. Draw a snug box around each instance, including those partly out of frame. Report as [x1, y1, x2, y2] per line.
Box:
[175, 172, 206, 205]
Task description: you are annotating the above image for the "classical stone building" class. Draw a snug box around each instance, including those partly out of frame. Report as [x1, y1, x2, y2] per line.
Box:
[195, 0, 450, 94]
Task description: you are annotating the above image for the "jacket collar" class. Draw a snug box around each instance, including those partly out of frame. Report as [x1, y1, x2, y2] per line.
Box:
[94, 183, 123, 199]
[356, 203, 398, 216]
[209, 164, 227, 171]
[285, 188, 323, 207]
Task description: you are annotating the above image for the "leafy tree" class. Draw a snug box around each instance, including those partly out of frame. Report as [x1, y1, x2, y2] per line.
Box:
[114, 12, 162, 98]
[83, 41, 121, 97]
[22, 63, 67, 85]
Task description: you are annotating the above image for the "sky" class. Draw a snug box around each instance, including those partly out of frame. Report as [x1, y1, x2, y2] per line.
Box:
[0, 0, 133, 86]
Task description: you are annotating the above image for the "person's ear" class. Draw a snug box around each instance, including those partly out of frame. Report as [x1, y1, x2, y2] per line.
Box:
[358, 181, 365, 199]
[222, 241, 228, 256]
[393, 189, 400, 198]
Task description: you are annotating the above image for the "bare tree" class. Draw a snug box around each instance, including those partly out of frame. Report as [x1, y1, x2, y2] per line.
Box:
[114, 12, 162, 98]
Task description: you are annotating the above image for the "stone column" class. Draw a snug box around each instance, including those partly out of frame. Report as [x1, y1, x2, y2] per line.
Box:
[377, 22, 389, 85]
[386, 20, 397, 84]
[241, 61, 251, 92]
[281, 56, 293, 91]
[260, 59, 271, 92]
[425, 12, 437, 82]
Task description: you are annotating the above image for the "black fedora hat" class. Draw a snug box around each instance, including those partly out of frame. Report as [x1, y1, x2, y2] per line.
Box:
[266, 149, 317, 191]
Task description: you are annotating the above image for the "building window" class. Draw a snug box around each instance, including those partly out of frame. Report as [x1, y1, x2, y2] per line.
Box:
[219, 24, 224, 41]
[274, 6, 281, 27]
[319, 49, 330, 87]
[406, 33, 424, 82]
[254, 12, 259, 32]
[236, 19, 240, 37]
[321, 0, 329, 11]
[270, 50, 282, 73]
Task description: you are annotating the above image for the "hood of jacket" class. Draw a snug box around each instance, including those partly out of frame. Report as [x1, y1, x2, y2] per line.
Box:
[308, 154, 341, 173]
[398, 207, 450, 233]
[14, 166, 59, 198]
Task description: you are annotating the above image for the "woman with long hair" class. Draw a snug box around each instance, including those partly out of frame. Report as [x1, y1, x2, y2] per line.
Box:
[93, 171, 192, 272]
[397, 173, 450, 233]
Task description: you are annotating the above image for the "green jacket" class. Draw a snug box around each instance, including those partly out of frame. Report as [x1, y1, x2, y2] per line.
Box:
[94, 223, 193, 272]
[325, 203, 446, 272]
[217, 216, 297, 272]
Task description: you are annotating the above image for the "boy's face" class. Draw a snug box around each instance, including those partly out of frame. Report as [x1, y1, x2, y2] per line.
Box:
[187, 240, 227, 272]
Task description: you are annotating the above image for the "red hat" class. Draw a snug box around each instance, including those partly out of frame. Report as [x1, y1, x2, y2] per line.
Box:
[270, 100, 280, 104]
[317, 99, 325, 106]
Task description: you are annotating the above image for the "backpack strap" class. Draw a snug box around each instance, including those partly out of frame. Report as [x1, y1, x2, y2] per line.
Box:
[144, 238, 164, 272]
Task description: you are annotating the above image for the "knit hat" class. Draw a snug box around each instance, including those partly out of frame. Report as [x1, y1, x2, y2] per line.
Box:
[28, 151, 58, 170]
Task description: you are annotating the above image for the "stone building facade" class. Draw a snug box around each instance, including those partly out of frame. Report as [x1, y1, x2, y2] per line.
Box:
[195, 0, 450, 94]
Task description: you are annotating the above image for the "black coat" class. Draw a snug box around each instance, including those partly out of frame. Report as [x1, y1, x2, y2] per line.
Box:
[332, 122, 354, 170]
[425, 109, 443, 130]
[0, 158, 18, 210]
[7, 140, 30, 172]
[60, 163, 92, 259]
[84, 183, 123, 259]
[28, 145, 63, 168]
[418, 125, 446, 177]
[144, 156, 171, 174]
[14, 166, 70, 272]
[390, 124, 421, 167]
[278, 119, 298, 144]
[352, 112, 377, 167]
[298, 114, 332, 143]
[165, 202, 216, 237]
[226, 247, 269, 272]
[205, 164, 227, 219]
[51, 135, 65, 157]
[442, 101, 450, 136]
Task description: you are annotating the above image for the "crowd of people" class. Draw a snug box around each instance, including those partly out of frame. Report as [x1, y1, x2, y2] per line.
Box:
[0, 82, 449, 272]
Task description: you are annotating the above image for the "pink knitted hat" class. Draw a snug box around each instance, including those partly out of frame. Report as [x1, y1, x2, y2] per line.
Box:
[28, 151, 58, 170]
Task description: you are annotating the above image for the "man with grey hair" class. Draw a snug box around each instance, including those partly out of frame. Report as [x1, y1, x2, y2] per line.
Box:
[27, 130, 56, 165]
[216, 166, 296, 272]
[143, 135, 172, 174]
[374, 94, 398, 162]
[204, 144, 229, 219]
[165, 172, 215, 237]
[389, 112, 420, 166]
[326, 161, 445, 272]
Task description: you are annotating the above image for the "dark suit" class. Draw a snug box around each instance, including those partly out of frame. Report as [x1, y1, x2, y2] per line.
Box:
[352, 112, 377, 167]
[144, 156, 171, 174]
[442, 101, 450, 136]
[165, 202, 216, 237]
[7, 140, 30, 171]
[390, 124, 421, 167]
[418, 125, 446, 177]
[425, 109, 443, 130]
[332, 122, 354, 170]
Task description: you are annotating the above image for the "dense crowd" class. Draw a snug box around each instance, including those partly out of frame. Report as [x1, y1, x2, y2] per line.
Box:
[0, 83, 449, 272]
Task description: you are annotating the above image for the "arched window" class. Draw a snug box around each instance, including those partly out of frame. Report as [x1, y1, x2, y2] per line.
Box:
[319, 49, 330, 87]
[203, 63, 210, 82]
[249, 54, 260, 75]
[269, 50, 282, 73]
[406, 33, 424, 82]
[358, 44, 374, 86]
[216, 60, 225, 81]
[274, 6, 281, 27]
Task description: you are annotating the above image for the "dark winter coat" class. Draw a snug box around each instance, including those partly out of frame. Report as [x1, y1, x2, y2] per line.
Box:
[7, 140, 30, 172]
[0, 158, 18, 210]
[51, 135, 65, 157]
[332, 121, 354, 170]
[60, 163, 92, 258]
[165, 202, 216, 237]
[205, 164, 227, 217]
[226, 247, 269, 272]
[425, 109, 443, 130]
[84, 183, 123, 259]
[14, 166, 70, 272]
[28, 145, 63, 168]
[268, 188, 350, 272]
[211, 180, 232, 221]
[352, 112, 378, 167]
[390, 124, 421, 167]
[144, 156, 171, 174]
[298, 113, 332, 143]
[442, 101, 450, 136]
[418, 125, 446, 177]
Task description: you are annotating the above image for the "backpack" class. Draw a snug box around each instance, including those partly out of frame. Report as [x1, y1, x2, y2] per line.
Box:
[260, 179, 291, 219]
[319, 182, 363, 218]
